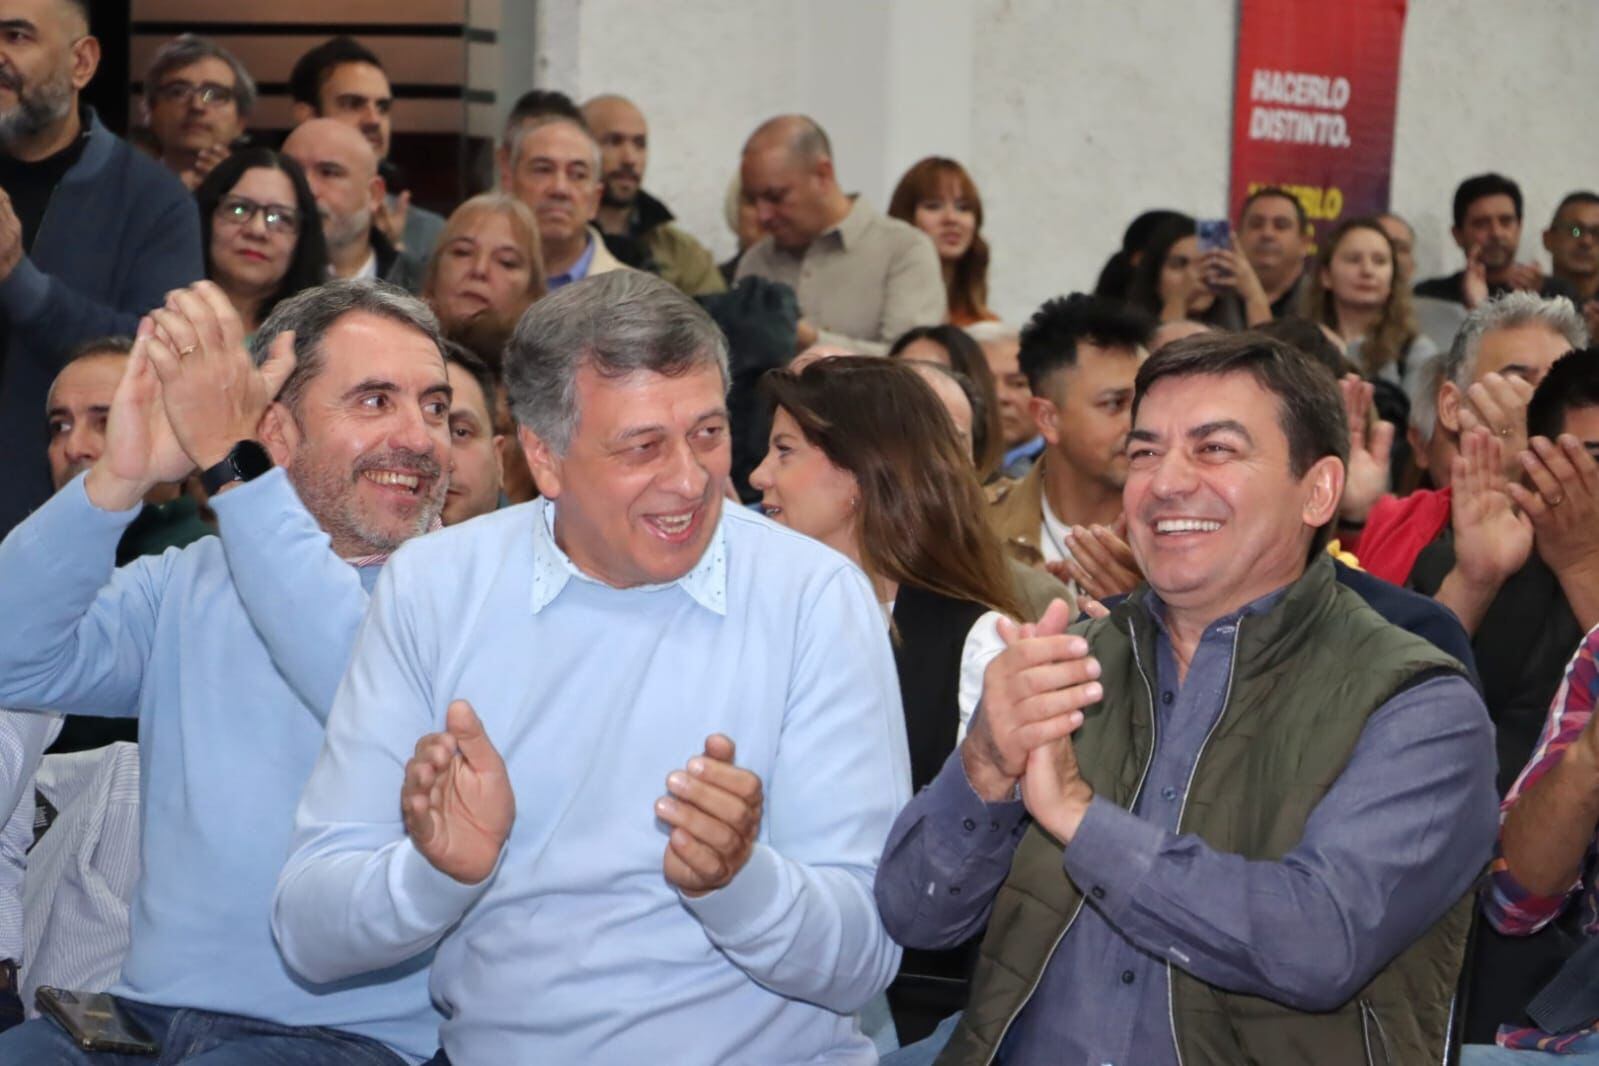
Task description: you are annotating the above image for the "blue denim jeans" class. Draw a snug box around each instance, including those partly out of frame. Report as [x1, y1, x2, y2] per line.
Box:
[879, 1011, 961, 1066]
[0, 997, 408, 1065]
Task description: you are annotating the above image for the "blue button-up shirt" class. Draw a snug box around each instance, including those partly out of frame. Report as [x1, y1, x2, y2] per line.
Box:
[874, 585, 1498, 1066]
[545, 230, 599, 290]
[273, 498, 911, 1064]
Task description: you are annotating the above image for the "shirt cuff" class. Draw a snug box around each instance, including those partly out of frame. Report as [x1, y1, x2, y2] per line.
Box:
[1060, 796, 1165, 925]
[679, 841, 787, 944]
[392, 839, 497, 932]
[0, 256, 48, 324]
[208, 466, 294, 525]
[68, 471, 145, 527]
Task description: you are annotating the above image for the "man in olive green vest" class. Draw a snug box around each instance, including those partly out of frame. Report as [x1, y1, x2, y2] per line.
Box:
[875, 332, 1498, 1066]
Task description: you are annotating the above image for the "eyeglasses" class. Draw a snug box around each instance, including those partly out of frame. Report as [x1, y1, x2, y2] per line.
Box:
[154, 81, 236, 108]
[1564, 224, 1599, 241]
[214, 196, 299, 235]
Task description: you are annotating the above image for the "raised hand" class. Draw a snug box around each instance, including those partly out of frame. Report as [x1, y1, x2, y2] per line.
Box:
[1504, 261, 1546, 293]
[1452, 428, 1533, 587]
[403, 700, 515, 885]
[1059, 518, 1142, 600]
[1463, 244, 1489, 309]
[656, 734, 763, 896]
[179, 143, 231, 191]
[84, 324, 196, 512]
[1456, 371, 1535, 480]
[1338, 375, 1394, 524]
[961, 598, 1102, 803]
[1508, 435, 1599, 581]
[144, 281, 296, 471]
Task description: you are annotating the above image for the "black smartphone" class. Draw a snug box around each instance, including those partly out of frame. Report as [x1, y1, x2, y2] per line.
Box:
[36, 987, 158, 1055]
[1196, 218, 1231, 254]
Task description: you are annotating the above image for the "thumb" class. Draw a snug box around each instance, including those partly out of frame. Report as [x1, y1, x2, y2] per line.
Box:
[260, 330, 298, 399]
[1035, 596, 1074, 638]
[1370, 419, 1395, 464]
[446, 699, 498, 767]
[703, 733, 736, 764]
[996, 615, 1023, 647]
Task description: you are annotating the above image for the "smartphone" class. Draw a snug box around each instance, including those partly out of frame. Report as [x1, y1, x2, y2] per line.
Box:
[1196, 218, 1231, 254]
[36, 987, 158, 1055]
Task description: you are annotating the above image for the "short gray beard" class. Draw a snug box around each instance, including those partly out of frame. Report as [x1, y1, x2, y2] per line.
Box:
[0, 63, 75, 149]
[287, 446, 444, 558]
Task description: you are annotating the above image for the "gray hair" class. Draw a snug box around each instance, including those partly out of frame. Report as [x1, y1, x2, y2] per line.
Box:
[504, 271, 729, 454]
[507, 115, 602, 178]
[250, 281, 444, 413]
[144, 34, 258, 116]
[1441, 291, 1588, 388]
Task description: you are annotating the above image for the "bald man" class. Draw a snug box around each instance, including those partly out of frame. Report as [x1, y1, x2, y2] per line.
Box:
[735, 114, 943, 355]
[0, 0, 203, 539]
[282, 117, 425, 292]
[581, 94, 725, 296]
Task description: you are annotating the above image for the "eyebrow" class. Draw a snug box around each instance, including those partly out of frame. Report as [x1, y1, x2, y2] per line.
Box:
[612, 407, 730, 443]
[340, 379, 454, 402]
[1128, 419, 1254, 444]
[0, 19, 38, 34]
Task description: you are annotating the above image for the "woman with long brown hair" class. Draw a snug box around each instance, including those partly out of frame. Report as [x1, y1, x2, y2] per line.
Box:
[888, 157, 996, 326]
[1303, 216, 1437, 399]
[750, 355, 1041, 1042]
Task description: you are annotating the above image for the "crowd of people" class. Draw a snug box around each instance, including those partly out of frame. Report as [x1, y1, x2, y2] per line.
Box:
[5, 1, 1599, 1063]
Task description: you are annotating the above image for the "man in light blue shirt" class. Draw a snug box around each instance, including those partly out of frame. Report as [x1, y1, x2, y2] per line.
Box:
[0, 279, 454, 1063]
[273, 270, 911, 1064]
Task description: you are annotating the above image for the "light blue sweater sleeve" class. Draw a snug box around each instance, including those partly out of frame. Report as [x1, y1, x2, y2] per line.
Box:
[681, 565, 910, 1012]
[210, 469, 371, 719]
[272, 556, 489, 983]
[0, 474, 164, 717]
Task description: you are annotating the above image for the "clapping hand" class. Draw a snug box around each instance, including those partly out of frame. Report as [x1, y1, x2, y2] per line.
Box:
[1508, 435, 1599, 581]
[1052, 517, 1142, 600]
[1456, 371, 1535, 481]
[83, 323, 196, 512]
[404, 700, 515, 885]
[657, 735, 763, 897]
[1338, 375, 1394, 525]
[1451, 428, 1533, 588]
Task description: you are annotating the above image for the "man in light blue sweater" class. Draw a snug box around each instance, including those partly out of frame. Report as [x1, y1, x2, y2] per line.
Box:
[0, 279, 453, 1063]
[273, 270, 912, 1064]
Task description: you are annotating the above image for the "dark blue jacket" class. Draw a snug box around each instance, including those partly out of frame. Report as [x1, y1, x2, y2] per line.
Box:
[0, 109, 203, 536]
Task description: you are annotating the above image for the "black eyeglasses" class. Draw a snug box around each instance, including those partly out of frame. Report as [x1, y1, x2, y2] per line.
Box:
[215, 196, 299, 235]
[154, 81, 236, 108]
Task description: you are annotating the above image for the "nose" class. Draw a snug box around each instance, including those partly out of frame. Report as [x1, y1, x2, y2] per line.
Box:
[749, 450, 775, 492]
[64, 423, 101, 467]
[468, 250, 491, 280]
[1147, 448, 1198, 500]
[389, 401, 442, 459]
[755, 201, 778, 228]
[244, 211, 270, 238]
[659, 438, 710, 500]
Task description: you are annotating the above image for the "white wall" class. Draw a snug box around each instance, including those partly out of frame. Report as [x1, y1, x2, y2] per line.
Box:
[522, 0, 1599, 324]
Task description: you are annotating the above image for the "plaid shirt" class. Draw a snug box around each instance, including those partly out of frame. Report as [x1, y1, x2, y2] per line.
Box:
[1487, 624, 1599, 1051]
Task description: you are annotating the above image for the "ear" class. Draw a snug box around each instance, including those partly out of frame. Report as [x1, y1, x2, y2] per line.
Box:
[1029, 394, 1061, 444]
[814, 155, 836, 187]
[1543, 228, 1558, 255]
[258, 402, 299, 468]
[1405, 424, 1429, 471]
[70, 35, 100, 91]
[1450, 224, 1469, 253]
[290, 101, 315, 126]
[369, 173, 387, 213]
[1435, 380, 1463, 435]
[1302, 453, 1344, 532]
[518, 424, 563, 499]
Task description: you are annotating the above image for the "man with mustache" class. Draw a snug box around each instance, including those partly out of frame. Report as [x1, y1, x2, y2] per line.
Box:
[0, 279, 453, 1063]
[502, 113, 629, 290]
[283, 118, 425, 293]
[581, 94, 725, 296]
[140, 34, 252, 192]
[0, 0, 203, 540]
[1237, 186, 1312, 319]
[1417, 173, 1580, 310]
[876, 332, 1497, 1065]
[1543, 191, 1599, 340]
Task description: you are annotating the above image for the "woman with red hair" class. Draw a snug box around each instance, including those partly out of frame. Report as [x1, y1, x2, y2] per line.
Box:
[889, 157, 996, 327]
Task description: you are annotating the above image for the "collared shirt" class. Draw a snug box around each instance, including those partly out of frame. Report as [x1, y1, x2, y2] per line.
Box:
[273, 498, 910, 1064]
[734, 196, 945, 355]
[0, 469, 440, 1062]
[1487, 623, 1599, 1052]
[874, 585, 1497, 1066]
[546, 230, 599, 290]
[0, 710, 61, 962]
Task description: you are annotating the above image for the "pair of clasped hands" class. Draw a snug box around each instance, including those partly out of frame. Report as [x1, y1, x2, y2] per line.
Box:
[962, 599, 1104, 844]
[404, 705, 762, 893]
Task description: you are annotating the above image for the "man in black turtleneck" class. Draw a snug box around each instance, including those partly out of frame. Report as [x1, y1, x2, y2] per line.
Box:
[0, 0, 202, 539]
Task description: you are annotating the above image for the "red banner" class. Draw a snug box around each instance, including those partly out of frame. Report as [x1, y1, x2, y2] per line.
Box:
[1229, 0, 1408, 246]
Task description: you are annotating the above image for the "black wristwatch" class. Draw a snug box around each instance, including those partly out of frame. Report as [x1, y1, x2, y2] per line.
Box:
[199, 440, 274, 495]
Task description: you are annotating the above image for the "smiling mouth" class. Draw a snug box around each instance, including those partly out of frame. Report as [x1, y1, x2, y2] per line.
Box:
[363, 469, 424, 494]
[645, 507, 701, 542]
[1155, 518, 1222, 534]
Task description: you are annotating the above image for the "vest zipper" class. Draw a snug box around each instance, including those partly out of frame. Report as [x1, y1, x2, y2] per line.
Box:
[977, 616, 1163, 1066]
[1357, 997, 1396, 1065]
[1165, 619, 1244, 1066]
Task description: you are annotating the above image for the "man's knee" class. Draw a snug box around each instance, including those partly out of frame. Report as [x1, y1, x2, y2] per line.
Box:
[0, 1016, 93, 1064]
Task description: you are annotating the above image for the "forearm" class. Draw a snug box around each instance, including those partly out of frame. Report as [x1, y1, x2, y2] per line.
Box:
[1243, 291, 1273, 326]
[273, 831, 490, 984]
[213, 469, 368, 716]
[1501, 740, 1599, 898]
[1434, 567, 1503, 635]
[1555, 561, 1599, 634]
[873, 749, 1027, 951]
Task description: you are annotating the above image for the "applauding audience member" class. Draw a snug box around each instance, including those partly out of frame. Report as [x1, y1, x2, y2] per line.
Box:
[140, 34, 252, 191]
[1417, 173, 1579, 309]
[0, 0, 203, 539]
[737, 115, 944, 354]
[1303, 216, 1438, 401]
[423, 193, 545, 334]
[0, 280, 454, 1063]
[877, 332, 1497, 1066]
[272, 271, 908, 1064]
[194, 148, 328, 336]
[888, 157, 996, 327]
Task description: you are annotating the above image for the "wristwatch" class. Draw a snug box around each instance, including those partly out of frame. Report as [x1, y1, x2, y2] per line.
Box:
[199, 440, 274, 495]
